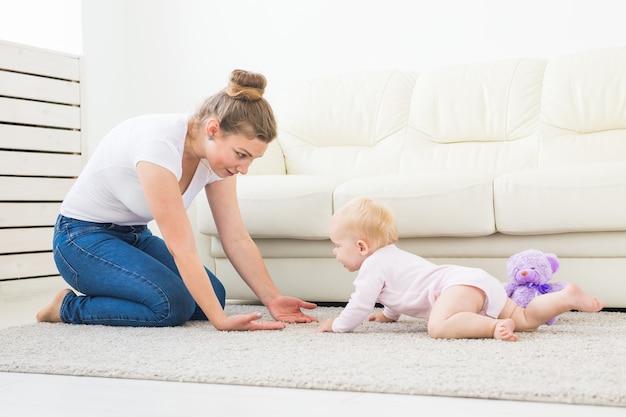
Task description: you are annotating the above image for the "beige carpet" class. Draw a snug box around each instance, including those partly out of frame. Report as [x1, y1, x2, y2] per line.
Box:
[0, 305, 624, 407]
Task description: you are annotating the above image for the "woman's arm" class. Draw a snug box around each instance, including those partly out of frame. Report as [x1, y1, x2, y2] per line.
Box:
[205, 176, 317, 322]
[136, 161, 285, 330]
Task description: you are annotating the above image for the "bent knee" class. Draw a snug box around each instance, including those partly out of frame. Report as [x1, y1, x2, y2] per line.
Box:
[427, 321, 448, 339]
[151, 295, 196, 327]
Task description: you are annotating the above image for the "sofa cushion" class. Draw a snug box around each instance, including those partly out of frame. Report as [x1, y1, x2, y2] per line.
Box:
[196, 175, 341, 239]
[494, 162, 626, 234]
[540, 47, 626, 166]
[401, 58, 546, 176]
[333, 172, 496, 237]
[273, 70, 418, 177]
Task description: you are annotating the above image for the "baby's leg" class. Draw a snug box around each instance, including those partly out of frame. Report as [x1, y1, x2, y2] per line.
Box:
[428, 285, 517, 341]
[505, 284, 604, 331]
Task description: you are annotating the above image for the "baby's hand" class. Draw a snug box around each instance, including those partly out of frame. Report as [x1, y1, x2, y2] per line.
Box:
[317, 318, 334, 332]
[368, 311, 396, 323]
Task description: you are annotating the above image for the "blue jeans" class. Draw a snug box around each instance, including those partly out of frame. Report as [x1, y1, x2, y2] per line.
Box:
[53, 215, 226, 327]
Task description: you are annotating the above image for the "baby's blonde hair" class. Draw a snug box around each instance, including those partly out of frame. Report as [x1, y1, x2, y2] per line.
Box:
[334, 197, 398, 249]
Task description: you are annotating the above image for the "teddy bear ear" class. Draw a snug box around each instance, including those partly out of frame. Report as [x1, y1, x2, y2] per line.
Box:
[546, 253, 560, 273]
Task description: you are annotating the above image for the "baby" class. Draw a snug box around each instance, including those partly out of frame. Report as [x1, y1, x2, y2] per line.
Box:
[318, 197, 603, 341]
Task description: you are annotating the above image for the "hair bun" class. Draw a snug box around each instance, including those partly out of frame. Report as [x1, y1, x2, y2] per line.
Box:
[227, 69, 266, 101]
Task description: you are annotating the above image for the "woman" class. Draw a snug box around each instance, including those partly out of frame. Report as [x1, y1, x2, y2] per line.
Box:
[37, 69, 317, 330]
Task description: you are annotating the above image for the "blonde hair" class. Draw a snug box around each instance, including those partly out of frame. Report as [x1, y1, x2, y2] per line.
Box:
[191, 69, 277, 143]
[334, 197, 398, 248]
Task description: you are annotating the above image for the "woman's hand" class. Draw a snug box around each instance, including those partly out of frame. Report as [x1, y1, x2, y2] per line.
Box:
[215, 312, 286, 331]
[266, 296, 318, 323]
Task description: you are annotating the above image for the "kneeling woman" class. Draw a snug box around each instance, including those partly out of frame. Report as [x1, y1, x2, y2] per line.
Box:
[37, 69, 317, 330]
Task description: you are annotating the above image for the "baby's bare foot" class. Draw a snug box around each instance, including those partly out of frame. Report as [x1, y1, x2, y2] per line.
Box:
[565, 284, 604, 312]
[493, 318, 518, 342]
[36, 289, 72, 323]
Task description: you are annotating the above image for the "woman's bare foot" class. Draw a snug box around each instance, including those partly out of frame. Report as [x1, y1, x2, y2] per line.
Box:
[36, 289, 72, 323]
[565, 284, 604, 312]
[493, 318, 518, 342]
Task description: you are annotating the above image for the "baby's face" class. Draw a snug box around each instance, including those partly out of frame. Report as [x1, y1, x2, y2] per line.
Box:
[329, 217, 366, 272]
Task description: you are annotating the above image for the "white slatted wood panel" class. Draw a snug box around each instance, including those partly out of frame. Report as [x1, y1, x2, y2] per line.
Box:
[0, 176, 74, 200]
[0, 124, 81, 153]
[0, 227, 54, 253]
[0, 40, 83, 281]
[0, 70, 80, 104]
[0, 203, 61, 227]
[0, 97, 80, 129]
[0, 150, 82, 177]
[0, 252, 58, 280]
[0, 41, 80, 80]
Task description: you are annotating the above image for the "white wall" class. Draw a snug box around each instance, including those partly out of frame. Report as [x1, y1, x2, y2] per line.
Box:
[1, 0, 625, 154]
[0, 0, 81, 54]
[76, 0, 624, 154]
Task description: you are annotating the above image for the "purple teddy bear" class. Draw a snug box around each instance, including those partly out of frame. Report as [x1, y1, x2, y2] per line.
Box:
[504, 249, 568, 325]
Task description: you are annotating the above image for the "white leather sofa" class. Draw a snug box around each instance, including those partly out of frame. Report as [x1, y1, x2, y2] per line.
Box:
[196, 47, 626, 308]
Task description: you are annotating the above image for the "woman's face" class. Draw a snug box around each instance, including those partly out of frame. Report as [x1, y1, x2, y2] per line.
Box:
[206, 133, 267, 178]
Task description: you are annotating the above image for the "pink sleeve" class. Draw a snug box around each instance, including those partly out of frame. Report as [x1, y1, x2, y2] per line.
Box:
[331, 264, 385, 333]
[382, 306, 401, 321]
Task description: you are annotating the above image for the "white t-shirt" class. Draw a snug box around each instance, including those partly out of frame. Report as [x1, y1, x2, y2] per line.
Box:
[61, 113, 222, 225]
[331, 244, 508, 333]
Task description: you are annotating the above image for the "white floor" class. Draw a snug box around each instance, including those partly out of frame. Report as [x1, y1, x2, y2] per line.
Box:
[1, 278, 623, 417]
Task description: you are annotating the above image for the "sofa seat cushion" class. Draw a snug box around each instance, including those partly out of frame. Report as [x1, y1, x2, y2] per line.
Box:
[333, 172, 496, 237]
[494, 162, 626, 234]
[197, 175, 342, 239]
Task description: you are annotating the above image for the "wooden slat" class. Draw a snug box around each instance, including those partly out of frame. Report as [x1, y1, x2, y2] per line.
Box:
[0, 123, 81, 153]
[0, 227, 53, 254]
[0, 275, 65, 298]
[0, 41, 82, 283]
[0, 96, 80, 129]
[0, 150, 82, 177]
[0, 70, 80, 105]
[0, 40, 80, 81]
[0, 252, 57, 280]
[0, 177, 74, 201]
[0, 202, 61, 227]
